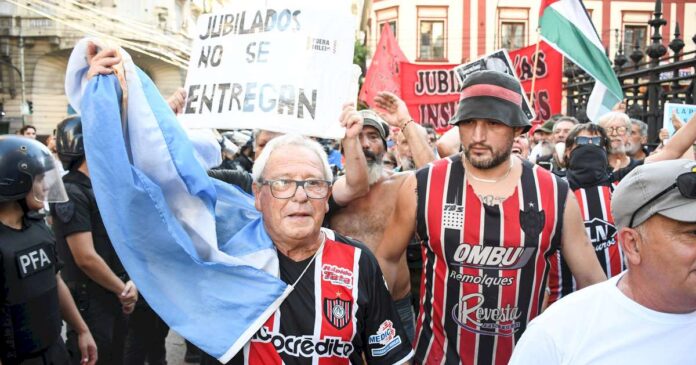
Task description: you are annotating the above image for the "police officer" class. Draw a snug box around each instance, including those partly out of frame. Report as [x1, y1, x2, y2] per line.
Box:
[50, 116, 137, 365]
[0, 135, 97, 365]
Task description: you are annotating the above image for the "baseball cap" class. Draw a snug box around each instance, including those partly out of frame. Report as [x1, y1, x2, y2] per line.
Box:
[449, 70, 531, 132]
[612, 159, 696, 228]
[359, 109, 390, 145]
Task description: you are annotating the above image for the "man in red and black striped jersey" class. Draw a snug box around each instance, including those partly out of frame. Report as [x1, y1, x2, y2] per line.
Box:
[548, 113, 696, 305]
[377, 70, 607, 365]
[547, 123, 623, 304]
[200, 118, 414, 364]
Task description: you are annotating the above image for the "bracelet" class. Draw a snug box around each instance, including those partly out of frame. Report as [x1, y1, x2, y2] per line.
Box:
[401, 119, 414, 129]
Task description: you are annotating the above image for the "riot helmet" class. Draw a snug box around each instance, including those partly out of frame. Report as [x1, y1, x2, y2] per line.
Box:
[0, 135, 68, 203]
[56, 115, 84, 170]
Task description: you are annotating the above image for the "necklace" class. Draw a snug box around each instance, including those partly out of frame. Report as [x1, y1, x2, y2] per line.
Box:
[466, 158, 514, 183]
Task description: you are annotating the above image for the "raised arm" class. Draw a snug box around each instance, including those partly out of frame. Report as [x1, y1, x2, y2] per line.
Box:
[374, 91, 436, 168]
[646, 112, 696, 163]
[332, 103, 369, 205]
[436, 126, 461, 157]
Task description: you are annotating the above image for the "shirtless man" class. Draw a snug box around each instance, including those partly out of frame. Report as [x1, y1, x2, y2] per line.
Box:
[329, 93, 435, 343]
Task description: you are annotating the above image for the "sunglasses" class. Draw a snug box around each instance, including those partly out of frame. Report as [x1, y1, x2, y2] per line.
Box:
[629, 170, 696, 227]
[574, 136, 605, 148]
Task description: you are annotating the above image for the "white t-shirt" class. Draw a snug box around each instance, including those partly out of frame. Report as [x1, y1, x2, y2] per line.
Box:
[509, 273, 696, 365]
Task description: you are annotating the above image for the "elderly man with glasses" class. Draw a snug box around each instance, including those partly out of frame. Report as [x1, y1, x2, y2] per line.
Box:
[598, 112, 641, 177]
[198, 133, 415, 365]
[510, 159, 696, 365]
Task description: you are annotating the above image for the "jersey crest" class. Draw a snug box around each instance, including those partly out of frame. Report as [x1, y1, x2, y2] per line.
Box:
[519, 203, 545, 238]
[324, 297, 352, 330]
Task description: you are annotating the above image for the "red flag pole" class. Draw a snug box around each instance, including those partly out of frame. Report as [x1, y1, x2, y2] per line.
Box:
[529, 28, 542, 108]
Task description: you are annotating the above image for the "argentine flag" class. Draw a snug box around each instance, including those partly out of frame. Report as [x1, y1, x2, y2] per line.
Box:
[65, 39, 291, 363]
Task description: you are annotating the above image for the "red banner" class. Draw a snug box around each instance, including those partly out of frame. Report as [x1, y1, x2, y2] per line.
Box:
[359, 25, 407, 108]
[400, 62, 459, 133]
[509, 41, 563, 123]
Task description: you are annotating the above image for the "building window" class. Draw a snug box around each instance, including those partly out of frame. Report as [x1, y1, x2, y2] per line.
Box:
[623, 25, 648, 52]
[500, 22, 525, 50]
[419, 20, 445, 60]
[376, 6, 399, 42]
[497, 8, 529, 51]
[416, 6, 447, 61]
[378, 20, 397, 38]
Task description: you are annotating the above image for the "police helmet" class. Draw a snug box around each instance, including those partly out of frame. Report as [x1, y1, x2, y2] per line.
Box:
[0, 135, 68, 203]
[56, 115, 84, 170]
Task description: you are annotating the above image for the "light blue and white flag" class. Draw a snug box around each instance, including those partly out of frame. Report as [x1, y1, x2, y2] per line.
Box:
[65, 38, 291, 363]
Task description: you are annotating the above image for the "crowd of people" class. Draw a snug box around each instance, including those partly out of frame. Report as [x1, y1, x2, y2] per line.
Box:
[0, 41, 695, 365]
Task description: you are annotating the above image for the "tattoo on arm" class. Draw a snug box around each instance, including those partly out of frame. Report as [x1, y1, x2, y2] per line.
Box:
[478, 194, 507, 206]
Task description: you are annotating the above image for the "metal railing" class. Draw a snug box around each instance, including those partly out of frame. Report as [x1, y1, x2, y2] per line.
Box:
[564, 0, 696, 144]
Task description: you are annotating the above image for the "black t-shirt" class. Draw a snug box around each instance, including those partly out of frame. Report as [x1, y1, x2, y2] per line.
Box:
[201, 230, 414, 365]
[50, 170, 125, 284]
[611, 158, 644, 182]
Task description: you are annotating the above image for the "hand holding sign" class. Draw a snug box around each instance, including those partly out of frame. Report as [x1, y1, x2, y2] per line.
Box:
[340, 103, 363, 140]
[168, 87, 187, 115]
[672, 111, 685, 132]
[663, 102, 696, 136]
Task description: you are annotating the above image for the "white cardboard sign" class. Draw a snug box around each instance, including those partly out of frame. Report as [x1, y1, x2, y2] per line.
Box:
[178, 0, 355, 139]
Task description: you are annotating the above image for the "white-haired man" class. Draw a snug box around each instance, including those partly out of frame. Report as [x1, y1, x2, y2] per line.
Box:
[598, 111, 641, 179]
[628, 118, 648, 161]
[202, 134, 415, 364]
[510, 159, 696, 365]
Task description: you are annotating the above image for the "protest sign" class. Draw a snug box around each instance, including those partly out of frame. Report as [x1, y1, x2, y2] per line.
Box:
[509, 41, 563, 123]
[663, 102, 696, 136]
[400, 62, 459, 133]
[178, 0, 355, 139]
[453, 49, 536, 121]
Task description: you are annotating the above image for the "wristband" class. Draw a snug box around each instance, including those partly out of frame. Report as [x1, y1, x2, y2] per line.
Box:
[401, 119, 414, 129]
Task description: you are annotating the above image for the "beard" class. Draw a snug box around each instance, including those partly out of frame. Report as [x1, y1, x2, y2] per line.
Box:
[608, 143, 626, 155]
[463, 137, 514, 169]
[367, 161, 384, 185]
[399, 157, 415, 171]
[626, 141, 641, 155]
[364, 148, 386, 184]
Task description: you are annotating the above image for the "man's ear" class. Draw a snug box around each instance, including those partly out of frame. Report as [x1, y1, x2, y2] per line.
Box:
[252, 183, 262, 211]
[617, 227, 643, 266]
[513, 127, 524, 137]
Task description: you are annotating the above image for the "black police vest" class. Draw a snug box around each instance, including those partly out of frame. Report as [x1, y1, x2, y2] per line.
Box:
[55, 172, 125, 286]
[0, 219, 61, 359]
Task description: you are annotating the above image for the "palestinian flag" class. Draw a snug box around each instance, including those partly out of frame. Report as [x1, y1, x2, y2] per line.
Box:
[540, 0, 623, 122]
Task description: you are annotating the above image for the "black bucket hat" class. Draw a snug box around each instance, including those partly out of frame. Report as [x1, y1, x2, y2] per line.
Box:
[449, 70, 531, 132]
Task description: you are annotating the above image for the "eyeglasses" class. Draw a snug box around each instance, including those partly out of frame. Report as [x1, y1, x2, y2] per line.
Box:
[628, 170, 696, 227]
[258, 178, 332, 199]
[574, 136, 605, 148]
[606, 126, 628, 136]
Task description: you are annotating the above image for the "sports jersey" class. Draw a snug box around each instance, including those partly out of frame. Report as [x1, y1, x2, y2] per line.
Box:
[210, 229, 414, 365]
[547, 185, 625, 305]
[414, 155, 568, 365]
